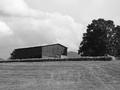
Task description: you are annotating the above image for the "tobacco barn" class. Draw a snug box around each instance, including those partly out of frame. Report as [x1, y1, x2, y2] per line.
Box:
[10, 43, 67, 59]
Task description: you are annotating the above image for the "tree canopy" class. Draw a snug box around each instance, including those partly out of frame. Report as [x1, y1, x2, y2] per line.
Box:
[78, 18, 120, 56]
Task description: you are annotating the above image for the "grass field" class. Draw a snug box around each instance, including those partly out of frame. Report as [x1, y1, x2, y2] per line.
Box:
[0, 60, 120, 90]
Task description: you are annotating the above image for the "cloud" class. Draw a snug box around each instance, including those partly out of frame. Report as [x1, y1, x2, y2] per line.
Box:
[0, 0, 36, 17]
[0, 0, 84, 59]
[0, 20, 13, 37]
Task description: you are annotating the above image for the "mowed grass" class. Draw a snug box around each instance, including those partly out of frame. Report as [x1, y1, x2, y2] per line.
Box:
[0, 60, 119, 90]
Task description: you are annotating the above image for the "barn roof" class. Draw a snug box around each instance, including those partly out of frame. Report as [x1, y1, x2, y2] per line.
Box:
[14, 43, 67, 51]
[40, 43, 67, 48]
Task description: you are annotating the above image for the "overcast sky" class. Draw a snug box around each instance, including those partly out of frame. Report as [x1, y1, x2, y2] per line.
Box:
[0, 0, 120, 59]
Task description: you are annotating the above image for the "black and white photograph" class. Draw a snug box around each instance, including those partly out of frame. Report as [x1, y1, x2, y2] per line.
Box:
[0, 0, 120, 90]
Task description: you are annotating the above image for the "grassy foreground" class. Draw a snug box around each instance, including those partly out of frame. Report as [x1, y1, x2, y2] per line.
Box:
[0, 60, 119, 90]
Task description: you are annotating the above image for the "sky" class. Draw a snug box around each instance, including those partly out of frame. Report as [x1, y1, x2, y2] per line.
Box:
[0, 0, 120, 59]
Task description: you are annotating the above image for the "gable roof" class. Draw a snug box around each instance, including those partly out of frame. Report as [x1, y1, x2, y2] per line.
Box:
[40, 43, 67, 48]
[14, 43, 67, 51]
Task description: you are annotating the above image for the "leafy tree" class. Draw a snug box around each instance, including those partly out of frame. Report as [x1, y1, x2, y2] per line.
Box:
[78, 18, 115, 56]
[111, 25, 120, 56]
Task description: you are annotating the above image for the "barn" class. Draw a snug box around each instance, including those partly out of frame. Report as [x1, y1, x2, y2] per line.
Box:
[10, 44, 67, 59]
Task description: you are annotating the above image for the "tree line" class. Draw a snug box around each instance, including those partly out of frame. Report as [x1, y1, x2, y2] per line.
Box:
[78, 18, 120, 57]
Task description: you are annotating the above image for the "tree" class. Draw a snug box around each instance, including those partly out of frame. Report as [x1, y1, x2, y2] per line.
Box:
[111, 25, 120, 56]
[78, 18, 115, 56]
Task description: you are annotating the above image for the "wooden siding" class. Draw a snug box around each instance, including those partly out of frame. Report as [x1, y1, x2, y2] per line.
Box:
[42, 44, 67, 58]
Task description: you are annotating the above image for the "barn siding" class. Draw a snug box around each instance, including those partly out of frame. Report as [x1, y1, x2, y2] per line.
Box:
[11, 47, 42, 59]
[10, 44, 67, 59]
[42, 44, 67, 58]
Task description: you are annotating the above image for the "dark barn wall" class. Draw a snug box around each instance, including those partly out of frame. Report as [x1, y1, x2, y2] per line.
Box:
[42, 44, 67, 58]
[11, 47, 42, 59]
